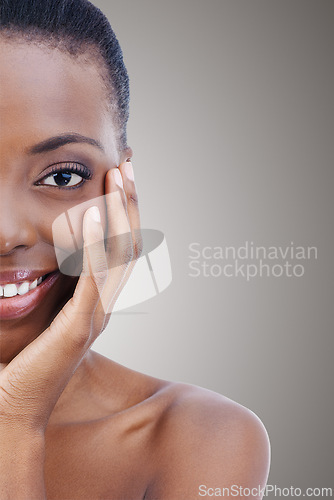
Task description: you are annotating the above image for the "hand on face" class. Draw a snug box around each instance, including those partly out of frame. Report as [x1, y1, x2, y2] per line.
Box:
[0, 161, 142, 433]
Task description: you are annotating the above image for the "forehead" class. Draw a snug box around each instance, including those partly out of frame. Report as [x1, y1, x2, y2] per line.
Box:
[0, 40, 116, 155]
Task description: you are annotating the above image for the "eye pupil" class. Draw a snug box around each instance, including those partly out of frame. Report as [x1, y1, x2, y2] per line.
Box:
[53, 172, 72, 186]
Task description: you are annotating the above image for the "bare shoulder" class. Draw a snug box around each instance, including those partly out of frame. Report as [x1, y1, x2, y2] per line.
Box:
[78, 354, 270, 498]
[147, 382, 271, 500]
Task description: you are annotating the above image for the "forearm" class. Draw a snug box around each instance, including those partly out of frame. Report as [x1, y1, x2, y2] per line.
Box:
[0, 431, 46, 500]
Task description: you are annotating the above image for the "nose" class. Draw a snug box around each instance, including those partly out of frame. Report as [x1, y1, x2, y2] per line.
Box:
[0, 191, 38, 255]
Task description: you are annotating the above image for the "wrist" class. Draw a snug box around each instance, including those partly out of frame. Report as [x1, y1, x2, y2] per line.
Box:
[0, 428, 45, 464]
[0, 431, 46, 499]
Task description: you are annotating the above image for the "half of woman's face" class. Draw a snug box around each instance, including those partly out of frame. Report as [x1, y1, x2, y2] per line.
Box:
[0, 40, 124, 362]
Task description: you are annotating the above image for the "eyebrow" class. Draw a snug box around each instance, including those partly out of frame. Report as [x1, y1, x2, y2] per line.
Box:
[27, 133, 104, 155]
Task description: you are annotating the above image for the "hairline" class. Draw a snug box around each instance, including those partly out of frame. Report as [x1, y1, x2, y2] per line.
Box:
[0, 29, 126, 152]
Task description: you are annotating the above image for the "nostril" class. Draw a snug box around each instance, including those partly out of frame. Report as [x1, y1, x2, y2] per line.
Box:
[0, 245, 30, 257]
[0, 248, 16, 257]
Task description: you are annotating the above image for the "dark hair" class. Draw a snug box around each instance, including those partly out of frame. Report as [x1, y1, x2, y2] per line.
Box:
[0, 0, 130, 149]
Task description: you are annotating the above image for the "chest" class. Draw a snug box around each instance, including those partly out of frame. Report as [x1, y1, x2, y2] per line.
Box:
[44, 419, 151, 500]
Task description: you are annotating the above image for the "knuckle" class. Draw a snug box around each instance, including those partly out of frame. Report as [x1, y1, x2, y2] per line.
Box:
[128, 190, 139, 206]
[94, 256, 108, 275]
[93, 269, 108, 288]
[133, 234, 143, 259]
[121, 242, 134, 266]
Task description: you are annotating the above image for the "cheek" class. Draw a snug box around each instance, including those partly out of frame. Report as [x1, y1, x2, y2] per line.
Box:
[51, 196, 107, 276]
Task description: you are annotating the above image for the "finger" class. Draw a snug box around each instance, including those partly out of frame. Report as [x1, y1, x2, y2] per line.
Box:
[99, 163, 143, 329]
[69, 205, 108, 321]
[47, 205, 108, 344]
[110, 162, 142, 298]
[105, 167, 130, 240]
[97, 168, 133, 316]
[119, 161, 143, 260]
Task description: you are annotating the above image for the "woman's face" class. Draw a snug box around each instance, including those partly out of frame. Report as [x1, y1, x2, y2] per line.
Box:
[0, 40, 128, 362]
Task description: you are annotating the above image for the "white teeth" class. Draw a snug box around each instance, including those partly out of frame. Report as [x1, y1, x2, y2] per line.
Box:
[4, 284, 18, 298]
[0, 276, 44, 298]
[18, 282, 30, 296]
[29, 279, 38, 290]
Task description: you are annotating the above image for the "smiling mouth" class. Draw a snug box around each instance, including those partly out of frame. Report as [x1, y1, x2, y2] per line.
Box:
[0, 271, 62, 322]
[0, 273, 52, 299]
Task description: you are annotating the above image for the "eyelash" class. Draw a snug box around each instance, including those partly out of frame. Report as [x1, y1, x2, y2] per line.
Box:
[36, 162, 93, 190]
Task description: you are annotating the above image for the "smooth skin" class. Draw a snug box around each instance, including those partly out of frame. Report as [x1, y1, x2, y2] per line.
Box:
[0, 40, 270, 499]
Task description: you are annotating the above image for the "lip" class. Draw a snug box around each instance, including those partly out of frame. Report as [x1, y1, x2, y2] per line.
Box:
[0, 271, 61, 321]
[0, 270, 47, 285]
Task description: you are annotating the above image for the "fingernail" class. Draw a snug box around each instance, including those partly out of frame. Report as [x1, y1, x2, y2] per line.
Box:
[113, 168, 124, 189]
[90, 206, 101, 223]
[124, 162, 135, 181]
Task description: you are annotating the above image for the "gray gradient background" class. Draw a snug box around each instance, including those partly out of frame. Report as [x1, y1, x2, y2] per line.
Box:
[90, 0, 334, 496]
